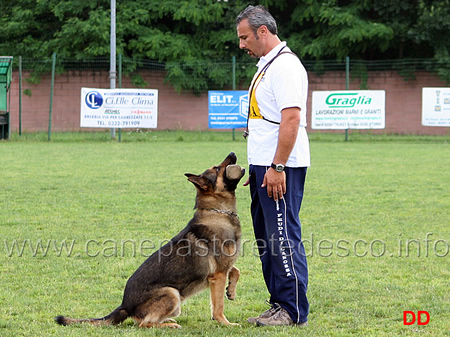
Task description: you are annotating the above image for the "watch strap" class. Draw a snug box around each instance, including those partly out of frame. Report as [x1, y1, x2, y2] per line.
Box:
[271, 163, 285, 172]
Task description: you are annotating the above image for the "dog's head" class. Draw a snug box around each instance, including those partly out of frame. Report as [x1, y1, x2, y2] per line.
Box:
[185, 152, 245, 195]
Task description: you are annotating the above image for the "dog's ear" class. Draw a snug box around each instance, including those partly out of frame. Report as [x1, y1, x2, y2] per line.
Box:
[185, 173, 209, 191]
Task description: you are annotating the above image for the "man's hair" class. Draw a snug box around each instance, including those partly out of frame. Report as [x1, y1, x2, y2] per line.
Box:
[236, 5, 278, 36]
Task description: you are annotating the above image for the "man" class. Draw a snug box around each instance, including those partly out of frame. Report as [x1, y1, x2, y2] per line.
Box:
[236, 5, 310, 327]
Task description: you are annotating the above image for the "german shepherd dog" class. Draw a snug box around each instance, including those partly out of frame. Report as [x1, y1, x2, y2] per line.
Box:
[55, 152, 245, 328]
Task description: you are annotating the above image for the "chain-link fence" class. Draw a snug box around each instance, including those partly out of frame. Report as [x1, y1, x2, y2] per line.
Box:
[6, 56, 450, 136]
[17, 56, 450, 91]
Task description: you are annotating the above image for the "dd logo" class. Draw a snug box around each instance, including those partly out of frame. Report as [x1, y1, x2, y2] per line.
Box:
[403, 311, 430, 325]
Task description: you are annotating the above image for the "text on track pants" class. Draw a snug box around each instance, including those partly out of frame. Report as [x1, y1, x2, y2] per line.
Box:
[249, 165, 309, 324]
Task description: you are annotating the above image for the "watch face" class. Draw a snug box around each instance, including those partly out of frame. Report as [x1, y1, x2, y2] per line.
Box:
[271, 163, 284, 172]
[276, 164, 284, 172]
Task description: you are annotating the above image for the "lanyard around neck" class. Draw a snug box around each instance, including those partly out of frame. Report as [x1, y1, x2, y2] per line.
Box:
[243, 46, 297, 139]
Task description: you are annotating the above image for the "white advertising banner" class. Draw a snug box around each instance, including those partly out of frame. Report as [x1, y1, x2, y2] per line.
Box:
[80, 88, 158, 128]
[422, 87, 450, 127]
[312, 90, 385, 129]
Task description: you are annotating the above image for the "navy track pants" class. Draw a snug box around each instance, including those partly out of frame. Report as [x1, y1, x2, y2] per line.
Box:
[249, 164, 309, 324]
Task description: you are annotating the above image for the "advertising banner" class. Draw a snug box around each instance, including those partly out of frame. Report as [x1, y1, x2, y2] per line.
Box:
[208, 91, 248, 129]
[422, 87, 450, 127]
[312, 90, 385, 129]
[80, 88, 158, 128]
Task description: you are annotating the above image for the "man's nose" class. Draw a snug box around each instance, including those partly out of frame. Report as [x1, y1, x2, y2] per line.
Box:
[239, 40, 245, 49]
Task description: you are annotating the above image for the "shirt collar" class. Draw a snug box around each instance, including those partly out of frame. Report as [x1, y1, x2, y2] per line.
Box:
[257, 41, 288, 68]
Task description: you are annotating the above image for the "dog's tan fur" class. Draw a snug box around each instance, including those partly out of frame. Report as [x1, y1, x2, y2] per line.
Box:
[55, 153, 245, 328]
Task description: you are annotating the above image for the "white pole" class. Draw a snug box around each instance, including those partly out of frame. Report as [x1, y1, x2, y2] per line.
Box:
[110, 0, 116, 138]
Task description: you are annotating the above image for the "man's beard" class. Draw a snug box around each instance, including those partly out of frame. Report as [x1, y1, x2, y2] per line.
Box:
[244, 49, 259, 59]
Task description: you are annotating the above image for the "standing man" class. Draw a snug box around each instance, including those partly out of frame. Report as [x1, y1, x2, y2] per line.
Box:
[236, 5, 310, 327]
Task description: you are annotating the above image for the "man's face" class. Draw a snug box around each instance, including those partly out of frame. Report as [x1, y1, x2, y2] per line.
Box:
[237, 19, 262, 59]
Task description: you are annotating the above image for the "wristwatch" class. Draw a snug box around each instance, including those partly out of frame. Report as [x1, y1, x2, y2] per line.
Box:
[271, 163, 285, 173]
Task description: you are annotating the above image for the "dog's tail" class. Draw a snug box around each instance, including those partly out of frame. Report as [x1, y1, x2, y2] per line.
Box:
[55, 306, 129, 326]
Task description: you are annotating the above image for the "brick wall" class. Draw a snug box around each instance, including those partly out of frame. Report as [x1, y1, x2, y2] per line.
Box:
[7, 69, 449, 135]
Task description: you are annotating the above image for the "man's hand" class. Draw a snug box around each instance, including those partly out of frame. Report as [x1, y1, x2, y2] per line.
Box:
[262, 168, 286, 201]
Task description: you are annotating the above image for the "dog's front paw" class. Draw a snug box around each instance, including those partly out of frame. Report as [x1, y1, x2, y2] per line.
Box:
[212, 315, 241, 326]
[228, 322, 241, 327]
[226, 282, 237, 300]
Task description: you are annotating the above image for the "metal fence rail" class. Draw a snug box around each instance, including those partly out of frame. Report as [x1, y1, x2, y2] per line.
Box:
[5, 55, 449, 137]
[15, 56, 450, 91]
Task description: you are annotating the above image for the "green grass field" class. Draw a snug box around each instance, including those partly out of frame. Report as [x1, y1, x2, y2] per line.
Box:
[1, 131, 449, 336]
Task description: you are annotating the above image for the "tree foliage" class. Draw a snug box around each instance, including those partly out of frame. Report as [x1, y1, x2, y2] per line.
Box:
[0, 0, 448, 91]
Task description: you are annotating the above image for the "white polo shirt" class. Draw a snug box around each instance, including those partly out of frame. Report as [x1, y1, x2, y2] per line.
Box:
[247, 42, 310, 168]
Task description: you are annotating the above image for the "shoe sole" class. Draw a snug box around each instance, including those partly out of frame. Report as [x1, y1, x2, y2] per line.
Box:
[247, 317, 258, 324]
[256, 320, 309, 327]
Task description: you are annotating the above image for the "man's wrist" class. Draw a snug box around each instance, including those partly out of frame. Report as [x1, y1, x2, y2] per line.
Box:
[271, 163, 285, 173]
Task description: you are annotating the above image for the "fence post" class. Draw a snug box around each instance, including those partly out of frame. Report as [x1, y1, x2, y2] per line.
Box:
[19, 56, 22, 136]
[48, 53, 56, 141]
[118, 53, 122, 142]
[110, 0, 117, 140]
[232, 56, 236, 141]
[345, 56, 350, 141]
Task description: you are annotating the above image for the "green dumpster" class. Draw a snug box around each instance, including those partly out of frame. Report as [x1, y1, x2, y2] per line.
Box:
[0, 56, 13, 140]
